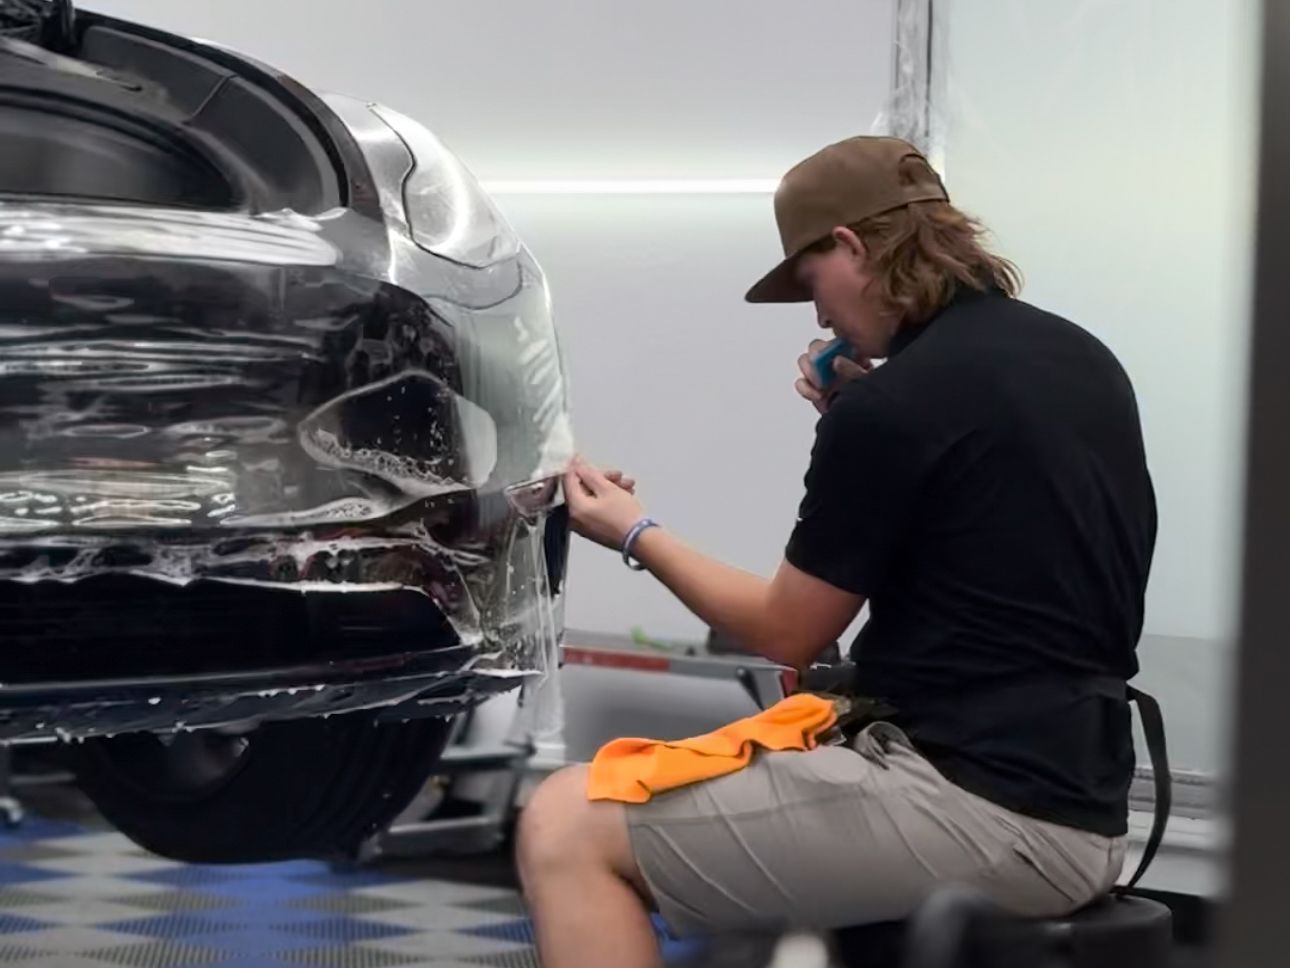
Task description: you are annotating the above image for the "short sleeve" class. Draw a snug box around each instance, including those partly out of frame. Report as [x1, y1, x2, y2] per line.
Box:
[786, 384, 931, 595]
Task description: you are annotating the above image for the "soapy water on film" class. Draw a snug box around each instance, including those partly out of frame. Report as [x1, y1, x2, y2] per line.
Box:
[0, 201, 576, 707]
[0, 500, 563, 687]
[295, 371, 500, 506]
[0, 368, 498, 533]
[506, 516, 565, 745]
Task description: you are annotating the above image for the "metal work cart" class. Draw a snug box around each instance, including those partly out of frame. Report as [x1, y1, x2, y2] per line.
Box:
[360, 633, 797, 861]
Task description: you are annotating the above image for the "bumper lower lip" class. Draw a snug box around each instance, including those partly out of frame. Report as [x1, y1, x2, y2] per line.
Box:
[0, 651, 527, 743]
[0, 498, 569, 741]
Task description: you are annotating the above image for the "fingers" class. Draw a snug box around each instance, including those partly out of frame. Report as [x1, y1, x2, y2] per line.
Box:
[563, 465, 593, 503]
[797, 352, 823, 390]
[570, 457, 615, 497]
[796, 376, 835, 415]
[795, 377, 827, 405]
[564, 458, 648, 550]
[603, 469, 637, 494]
[799, 340, 850, 391]
[570, 459, 639, 503]
[833, 356, 872, 380]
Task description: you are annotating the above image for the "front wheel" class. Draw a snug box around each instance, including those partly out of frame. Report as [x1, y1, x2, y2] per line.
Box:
[66, 712, 452, 863]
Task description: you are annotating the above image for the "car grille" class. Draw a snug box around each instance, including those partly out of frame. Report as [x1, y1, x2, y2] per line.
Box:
[0, 574, 463, 683]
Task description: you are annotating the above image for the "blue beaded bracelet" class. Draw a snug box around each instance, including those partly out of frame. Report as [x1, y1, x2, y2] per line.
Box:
[621, 517, 660, 571]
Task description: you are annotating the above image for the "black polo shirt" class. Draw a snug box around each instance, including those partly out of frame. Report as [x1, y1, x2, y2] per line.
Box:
[787, 287, 1156, 836]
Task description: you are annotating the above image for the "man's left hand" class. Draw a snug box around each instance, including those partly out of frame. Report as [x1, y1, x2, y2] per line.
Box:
[796, 340, 873, 413]
[565, 457, 647, 550]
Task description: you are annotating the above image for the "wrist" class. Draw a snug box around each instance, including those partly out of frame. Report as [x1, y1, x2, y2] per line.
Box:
[633, 523, 665, 559]
[621, 517, 661, 570]
[629, 525, 667, 572]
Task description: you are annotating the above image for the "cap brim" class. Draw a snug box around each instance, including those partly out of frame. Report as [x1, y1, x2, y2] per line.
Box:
[745, 254, 812, 304]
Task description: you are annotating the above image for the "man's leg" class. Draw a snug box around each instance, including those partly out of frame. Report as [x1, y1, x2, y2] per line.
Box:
[516, 764, 662, 968]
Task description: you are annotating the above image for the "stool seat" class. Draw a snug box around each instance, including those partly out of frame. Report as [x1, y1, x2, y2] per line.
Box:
[832, 893, 1173, 968]
[1044, 895, 1173, 966]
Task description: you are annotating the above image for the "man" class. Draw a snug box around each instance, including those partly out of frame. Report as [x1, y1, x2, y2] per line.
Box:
[516, 136, 1156, 968]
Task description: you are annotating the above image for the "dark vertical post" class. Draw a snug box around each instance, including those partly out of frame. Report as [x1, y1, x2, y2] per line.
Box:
[1219, 1, 1290, 964]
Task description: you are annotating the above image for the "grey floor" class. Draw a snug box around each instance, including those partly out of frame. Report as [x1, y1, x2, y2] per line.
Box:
[0, 774, 1208, 968]
[0, 777, 778, 968]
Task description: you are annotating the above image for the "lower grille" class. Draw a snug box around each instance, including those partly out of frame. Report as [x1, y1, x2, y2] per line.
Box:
[0, 575, 462, 683]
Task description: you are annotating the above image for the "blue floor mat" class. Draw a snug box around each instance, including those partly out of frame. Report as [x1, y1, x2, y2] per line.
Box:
[0, 816, 706, 967]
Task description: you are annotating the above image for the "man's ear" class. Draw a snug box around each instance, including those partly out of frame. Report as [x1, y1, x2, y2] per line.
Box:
[831, 226, 868, 265]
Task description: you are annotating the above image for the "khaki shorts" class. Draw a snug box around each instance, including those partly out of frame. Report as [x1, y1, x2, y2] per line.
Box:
[626, 723, 1126, 937]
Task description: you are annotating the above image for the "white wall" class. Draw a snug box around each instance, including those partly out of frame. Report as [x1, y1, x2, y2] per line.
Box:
[86, 0, 891, 182]
[85, 0, 897, 642]
[501, 193, 827, 637]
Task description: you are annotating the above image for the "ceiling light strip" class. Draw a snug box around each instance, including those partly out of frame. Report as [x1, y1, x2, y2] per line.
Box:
[481, 179, 778, 196]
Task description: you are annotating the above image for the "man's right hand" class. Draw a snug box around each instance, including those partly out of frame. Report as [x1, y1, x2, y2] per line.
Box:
[795, 340, 872, 413]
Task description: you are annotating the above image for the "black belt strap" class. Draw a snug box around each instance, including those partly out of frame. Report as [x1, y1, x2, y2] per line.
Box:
[807, 667, 1172, 890]
[1121, 684, 1171, 890]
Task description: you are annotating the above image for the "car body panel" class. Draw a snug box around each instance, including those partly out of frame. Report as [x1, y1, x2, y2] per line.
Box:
[0, 16, 573, 740]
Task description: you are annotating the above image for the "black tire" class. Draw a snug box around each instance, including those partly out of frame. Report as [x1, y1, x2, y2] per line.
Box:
[65, 712, 452, 864]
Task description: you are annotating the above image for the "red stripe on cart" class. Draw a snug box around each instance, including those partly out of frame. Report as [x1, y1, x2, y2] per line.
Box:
[561, 646, 672, 673]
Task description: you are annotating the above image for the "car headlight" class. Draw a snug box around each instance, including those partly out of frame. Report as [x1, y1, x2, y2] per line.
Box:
[370, 105, 521, 269]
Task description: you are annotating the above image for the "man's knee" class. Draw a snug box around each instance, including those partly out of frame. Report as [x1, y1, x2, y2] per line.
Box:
[516, 765, 649, 897]
[517, 765, 590, 876]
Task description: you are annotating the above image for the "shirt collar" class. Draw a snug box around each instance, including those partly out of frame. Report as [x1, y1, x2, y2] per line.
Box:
[887, 284, 1005, 357]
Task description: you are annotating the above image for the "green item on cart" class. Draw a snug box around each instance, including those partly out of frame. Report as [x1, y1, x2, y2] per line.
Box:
[630, 626, 677, 653]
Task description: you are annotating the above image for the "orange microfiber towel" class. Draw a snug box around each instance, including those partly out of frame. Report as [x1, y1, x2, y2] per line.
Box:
[587, 693, 839, 803]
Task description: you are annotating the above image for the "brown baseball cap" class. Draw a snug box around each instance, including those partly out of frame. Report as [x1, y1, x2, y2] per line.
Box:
[745, 136, 949, 303]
